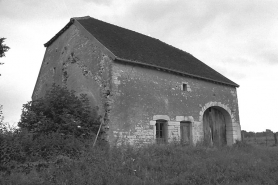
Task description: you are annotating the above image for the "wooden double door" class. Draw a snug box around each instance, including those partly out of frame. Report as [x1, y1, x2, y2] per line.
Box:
[203, 107, 227, 146]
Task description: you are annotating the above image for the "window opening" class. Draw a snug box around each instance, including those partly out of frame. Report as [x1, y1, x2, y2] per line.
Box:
[182, 83, 187, 91]
[156, 120, 167, 143]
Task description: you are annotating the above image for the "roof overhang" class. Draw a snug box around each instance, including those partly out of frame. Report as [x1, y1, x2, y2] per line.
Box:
[114, 57, 239, 88]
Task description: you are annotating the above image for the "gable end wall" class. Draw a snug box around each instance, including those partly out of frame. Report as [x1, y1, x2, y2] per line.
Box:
[32, 24, 114, 133]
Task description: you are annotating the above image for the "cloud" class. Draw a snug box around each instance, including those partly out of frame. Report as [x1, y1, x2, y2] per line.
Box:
[222, 57, 255, 67]
[258, 50, 278, 65]
[114, 0, 278, 68]
[210, 63, 247, 81]
[126, 0, 278, 33]
[0, 0, 70, 21]
[122, 0, 278, 44]
[126, 0, 222, 34]
[81, 0, 112, 6]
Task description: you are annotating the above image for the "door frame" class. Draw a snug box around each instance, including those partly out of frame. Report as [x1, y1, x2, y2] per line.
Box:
[180, 121, 192, 145]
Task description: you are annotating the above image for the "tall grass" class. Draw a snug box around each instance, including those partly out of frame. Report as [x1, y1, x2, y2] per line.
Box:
[1, 136, 278, 185]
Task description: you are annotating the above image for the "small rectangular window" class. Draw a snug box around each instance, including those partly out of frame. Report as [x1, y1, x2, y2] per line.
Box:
[182, 83, 187, 91]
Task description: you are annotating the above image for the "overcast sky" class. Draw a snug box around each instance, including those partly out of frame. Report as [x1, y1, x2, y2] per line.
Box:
[0, 0, 277, 132]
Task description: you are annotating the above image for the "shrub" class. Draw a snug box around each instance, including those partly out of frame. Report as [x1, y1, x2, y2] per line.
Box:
[1, 85, 102, 175]
[18, 84, 100, 138]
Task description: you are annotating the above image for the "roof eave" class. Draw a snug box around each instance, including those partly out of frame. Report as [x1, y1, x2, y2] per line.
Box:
[114, 57, 239, 88]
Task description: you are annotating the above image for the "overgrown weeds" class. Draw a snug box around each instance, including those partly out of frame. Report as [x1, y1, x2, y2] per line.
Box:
[1, 133, 278, 185]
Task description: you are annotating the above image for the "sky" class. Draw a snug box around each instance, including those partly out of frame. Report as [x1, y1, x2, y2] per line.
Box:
[0, 0, 277, 132]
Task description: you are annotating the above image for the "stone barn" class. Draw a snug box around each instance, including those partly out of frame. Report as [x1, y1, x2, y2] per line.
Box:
[33, 16, 241, 146]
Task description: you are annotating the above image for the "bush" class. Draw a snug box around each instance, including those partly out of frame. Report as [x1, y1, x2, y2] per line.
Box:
[0, 129, 95, 175]
[1, 85, 102, 175]
[18, 84, 100, 138]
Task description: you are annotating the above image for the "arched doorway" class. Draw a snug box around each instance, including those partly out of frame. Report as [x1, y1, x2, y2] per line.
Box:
[203, 106, 232, 146]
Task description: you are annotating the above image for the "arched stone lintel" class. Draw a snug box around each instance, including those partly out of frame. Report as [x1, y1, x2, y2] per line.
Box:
[199, 102, 233, 122]
[201, 101, 237, 146]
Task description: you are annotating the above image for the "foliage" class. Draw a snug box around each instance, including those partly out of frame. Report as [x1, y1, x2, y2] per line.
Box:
[0, 142, 278, 185]
[0, 105, 17, 133]
[1, 84, 102, 177]
[18, 84, 100, 138]
[0, 37, 10, 58]
[0, 129, 95, 176]
[242, 129, 277, 138]
[0, 105, 3, 125]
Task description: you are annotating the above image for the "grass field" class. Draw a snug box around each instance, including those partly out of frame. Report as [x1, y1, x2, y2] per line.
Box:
[1, 141, 278, 185]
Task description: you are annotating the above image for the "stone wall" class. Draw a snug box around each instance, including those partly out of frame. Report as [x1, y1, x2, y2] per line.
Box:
[108, 62, 240, 146]
[32, 23, 114, 138]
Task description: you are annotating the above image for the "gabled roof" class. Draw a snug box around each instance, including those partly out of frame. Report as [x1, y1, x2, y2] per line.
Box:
[45, 16, 239, 87]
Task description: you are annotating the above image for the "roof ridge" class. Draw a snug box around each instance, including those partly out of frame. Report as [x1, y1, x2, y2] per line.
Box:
[72, 16, 91, 20]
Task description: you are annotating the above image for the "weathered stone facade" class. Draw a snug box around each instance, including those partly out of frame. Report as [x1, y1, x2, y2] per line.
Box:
[108, 62, 240, 146]
[33, 17, 241, 147]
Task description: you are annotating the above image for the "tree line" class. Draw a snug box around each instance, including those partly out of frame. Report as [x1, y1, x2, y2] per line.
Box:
[241, 130, 278, 138]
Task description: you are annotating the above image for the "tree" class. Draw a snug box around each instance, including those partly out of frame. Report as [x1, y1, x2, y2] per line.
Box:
[0, 105, 5, 133]
[18, 84, 100, 138]
[0, 38, 10, 59]
[0, 105, 3, 124]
